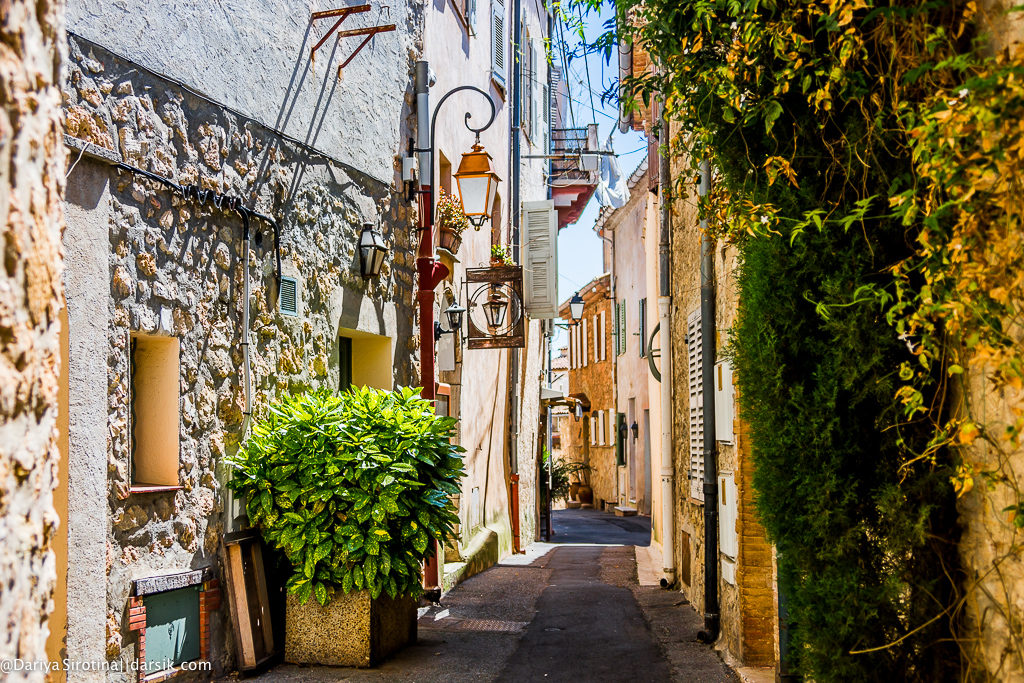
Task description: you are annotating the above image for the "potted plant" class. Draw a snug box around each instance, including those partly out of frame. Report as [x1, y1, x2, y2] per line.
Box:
[489, 244, 514, 267]
[543, 450, 591, 505]
[437, 189, 469, 255]
[228, 387, 465, 667]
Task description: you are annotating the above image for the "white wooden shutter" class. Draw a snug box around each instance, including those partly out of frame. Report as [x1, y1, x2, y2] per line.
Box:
[581, 318, 588, 367]
[687, 308, 704, 500]
[617, 300, 627, 355]
[599, 310, 606, 361]
[589, 416, 596, 445]
[571, 324, 578, 368]
[592, 315, 598, 363]
[522, 200, 557, 318]
[597, 410, 605, 446]
[490, 0, 506, 85]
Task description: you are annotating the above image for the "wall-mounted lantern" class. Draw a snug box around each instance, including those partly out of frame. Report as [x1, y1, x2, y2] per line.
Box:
[444, 302, 466, 332]
[631, 421, 639, 441]
[574, 402, 583, 422]
[454, 139, 501, 229]
[569, 292, 585, 322]
[358, 223, 387, 279]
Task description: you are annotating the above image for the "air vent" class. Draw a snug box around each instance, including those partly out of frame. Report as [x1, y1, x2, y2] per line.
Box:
[279, 277, 298, 316]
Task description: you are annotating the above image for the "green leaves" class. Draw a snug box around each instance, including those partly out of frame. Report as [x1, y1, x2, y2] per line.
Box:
[229, 387, 465, 606]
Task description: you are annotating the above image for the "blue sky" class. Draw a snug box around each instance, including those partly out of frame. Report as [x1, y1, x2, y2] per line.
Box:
[552, 3, 646, 350]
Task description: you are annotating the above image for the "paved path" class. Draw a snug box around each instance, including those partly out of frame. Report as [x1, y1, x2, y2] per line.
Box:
[228, 509, 736, 682]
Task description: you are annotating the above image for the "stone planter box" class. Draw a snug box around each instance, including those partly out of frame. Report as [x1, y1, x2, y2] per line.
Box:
[284, 591, 417, 667]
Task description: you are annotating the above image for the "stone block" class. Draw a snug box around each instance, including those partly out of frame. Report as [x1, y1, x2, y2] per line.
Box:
[285, 591, 416, 667]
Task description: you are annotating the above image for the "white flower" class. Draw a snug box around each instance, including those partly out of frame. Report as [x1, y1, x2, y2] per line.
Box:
[759, 215, 770, 224]
[959, 88, 969, 98]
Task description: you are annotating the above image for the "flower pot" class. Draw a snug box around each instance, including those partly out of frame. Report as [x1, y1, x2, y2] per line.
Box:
[568, 481, 581, 501]
[285, 590, 417, 667]
[578, 484, 594, 507]
[490, 256, 502, 267]
[438, 226, 462, 254]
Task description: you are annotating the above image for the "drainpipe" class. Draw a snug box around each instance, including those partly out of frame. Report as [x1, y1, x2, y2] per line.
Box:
[697, 158, 720, 643]
[415, 60, 450, 591]
[507, 0, 524, 553]
[657, 107, 675, 581]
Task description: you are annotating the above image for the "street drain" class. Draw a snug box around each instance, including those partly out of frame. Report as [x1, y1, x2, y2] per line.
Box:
[421, 617, 528, 633]
[543, 627, 564, 632]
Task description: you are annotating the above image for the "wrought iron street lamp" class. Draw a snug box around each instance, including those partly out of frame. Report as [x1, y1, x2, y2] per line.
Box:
[359, 223, 387, 279]
[569, 292, 584, 322]
[455, 138, 501, 229]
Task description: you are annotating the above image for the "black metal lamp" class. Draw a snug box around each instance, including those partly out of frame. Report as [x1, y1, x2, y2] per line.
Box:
[569, 292, 584, 322]
[631, 421, 639, 440]
[482, 286, 509, 328]
[454, 137, 501, 229]
[574, 402, 583, 422]
[444, 302, 466, 331]
[358, 223, 387, 279]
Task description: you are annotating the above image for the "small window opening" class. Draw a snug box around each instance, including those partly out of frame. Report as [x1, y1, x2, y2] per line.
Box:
[144, 586, 201, 672]
[339, 337, 353, 392]
[130, 334, 180, 488]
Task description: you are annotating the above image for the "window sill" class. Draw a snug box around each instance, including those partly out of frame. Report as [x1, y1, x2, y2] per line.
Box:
[130, 484, 184, 494]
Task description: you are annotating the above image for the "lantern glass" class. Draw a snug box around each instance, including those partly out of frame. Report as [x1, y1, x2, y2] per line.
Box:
[482, 288, 509, 328]
[359, 223, 387, 279]
[455, 174, 491, 217]
[569, 292, 584, 321]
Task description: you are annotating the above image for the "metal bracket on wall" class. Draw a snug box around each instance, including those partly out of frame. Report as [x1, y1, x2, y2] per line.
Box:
[310, 7, 397, 79]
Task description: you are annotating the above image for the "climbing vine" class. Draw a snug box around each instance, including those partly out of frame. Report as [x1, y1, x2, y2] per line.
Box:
[571, 0, 1024, 678]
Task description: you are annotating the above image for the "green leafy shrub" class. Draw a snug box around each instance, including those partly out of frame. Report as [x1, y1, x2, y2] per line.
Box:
[542, 449, 591, 502]
[228, 387, 465, 605]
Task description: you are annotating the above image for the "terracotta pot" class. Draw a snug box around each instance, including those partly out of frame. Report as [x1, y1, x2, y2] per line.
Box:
[577, 484, 593, 506]
[568, 481, 581, 501]
[438, 226, 462, 254]
[489, 256, 502, 267]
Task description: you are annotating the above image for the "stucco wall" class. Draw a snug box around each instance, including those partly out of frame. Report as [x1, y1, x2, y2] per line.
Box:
[66, 0, 421, 181]
[62, 29, 417, 678]
[607, 168, 651, 513]
[0, 0, 65, 677]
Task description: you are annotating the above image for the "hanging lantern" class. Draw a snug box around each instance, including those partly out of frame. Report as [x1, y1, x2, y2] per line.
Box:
[569, 292, 584, 322]
[482, 286, 509, 328]
[358, 223, 387, 279]
[444, 302, 466, 331]
[454, 138, 501, 229]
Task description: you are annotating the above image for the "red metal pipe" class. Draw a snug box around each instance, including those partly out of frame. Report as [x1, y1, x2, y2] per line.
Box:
[509, 473, 521, 553]
[418, 184, 448, 591]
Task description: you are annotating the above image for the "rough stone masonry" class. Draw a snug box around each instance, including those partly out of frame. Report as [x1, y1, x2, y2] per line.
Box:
[0, 0, 66, 676]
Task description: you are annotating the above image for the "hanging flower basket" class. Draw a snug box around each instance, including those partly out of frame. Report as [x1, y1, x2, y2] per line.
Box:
[437, 189, 469, 255]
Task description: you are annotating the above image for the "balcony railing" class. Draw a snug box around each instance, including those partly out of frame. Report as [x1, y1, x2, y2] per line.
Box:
[550, 124, 599, 186]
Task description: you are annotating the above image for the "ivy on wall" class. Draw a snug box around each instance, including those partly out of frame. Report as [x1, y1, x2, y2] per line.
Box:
[572, 0, 1024, 677]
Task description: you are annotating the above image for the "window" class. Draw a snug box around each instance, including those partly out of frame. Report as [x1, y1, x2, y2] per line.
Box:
[639, 298, 647, 357]
[144, 586, 200, 673]
[279, 277, 298, 316]
[339, 337, 352, 392]
[522, 27, 533, 141]
[581, 318, 588, 367]
[687, 309, 704, 500]
[130, 334, 180, 488]
[616, 300, 627, 355]
[490, 0, 506, 86]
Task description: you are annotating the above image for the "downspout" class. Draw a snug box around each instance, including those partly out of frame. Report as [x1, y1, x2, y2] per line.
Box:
[697, 158, 720, 643]
[507, 0, 523, 553]
[415, 60, 450, 590]
[657, 106, 675, 581]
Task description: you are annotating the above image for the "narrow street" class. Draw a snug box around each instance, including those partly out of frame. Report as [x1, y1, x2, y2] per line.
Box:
[236, 509, 736, 682]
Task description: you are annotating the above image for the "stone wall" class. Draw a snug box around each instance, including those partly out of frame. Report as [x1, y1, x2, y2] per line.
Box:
[0, 0, 66, 676]
[62, 30, 417, 679]
[667, 140, 776, 668]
